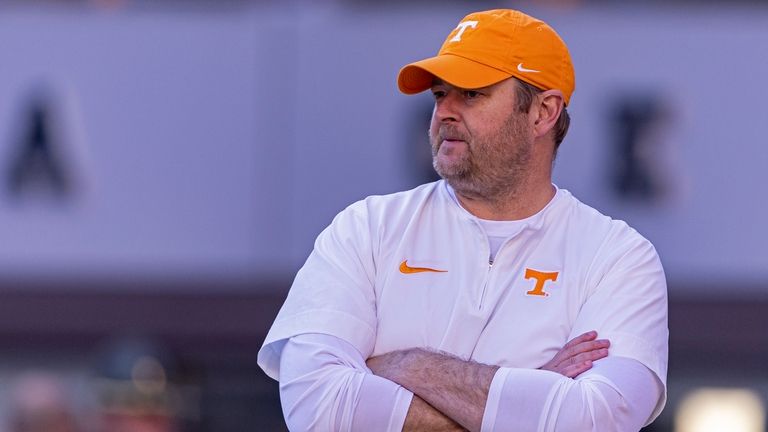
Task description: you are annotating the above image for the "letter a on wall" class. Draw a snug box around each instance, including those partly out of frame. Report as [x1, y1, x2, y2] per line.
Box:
[5, 89, 77, 202]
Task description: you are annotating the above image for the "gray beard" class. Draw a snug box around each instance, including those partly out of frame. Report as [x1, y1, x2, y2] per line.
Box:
[430, 115, 533, 203]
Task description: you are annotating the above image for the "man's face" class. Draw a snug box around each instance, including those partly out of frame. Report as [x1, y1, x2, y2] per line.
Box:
[428, 77, 535, 200]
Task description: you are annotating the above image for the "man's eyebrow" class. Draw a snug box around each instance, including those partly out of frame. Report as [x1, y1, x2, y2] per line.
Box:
[431, 78, 445, 86]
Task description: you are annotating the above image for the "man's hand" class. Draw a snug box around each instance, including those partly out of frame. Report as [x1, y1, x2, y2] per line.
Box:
[540, 330, 610, 378]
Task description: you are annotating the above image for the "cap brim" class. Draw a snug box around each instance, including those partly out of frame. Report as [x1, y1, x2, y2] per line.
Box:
[398, 54, 512, 94]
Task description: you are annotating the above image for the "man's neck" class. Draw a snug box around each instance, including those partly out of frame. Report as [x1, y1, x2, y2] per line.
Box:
[453, 181, 556, 221]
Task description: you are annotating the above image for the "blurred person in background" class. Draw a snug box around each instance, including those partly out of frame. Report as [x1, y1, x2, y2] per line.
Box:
[90, 337, 183, 432]
[6, 372, 81, 432]
[259, 9, 668, 432]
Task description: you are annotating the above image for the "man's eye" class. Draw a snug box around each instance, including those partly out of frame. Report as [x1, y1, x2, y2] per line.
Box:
[432, 90, 446, 99]
[464, 90, 481, 99]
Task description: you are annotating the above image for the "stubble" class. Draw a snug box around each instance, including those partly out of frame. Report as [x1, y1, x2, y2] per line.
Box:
[430, 111, 534, 202]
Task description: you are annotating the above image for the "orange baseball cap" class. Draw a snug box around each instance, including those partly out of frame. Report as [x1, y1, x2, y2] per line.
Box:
[398, 9, 575, 105]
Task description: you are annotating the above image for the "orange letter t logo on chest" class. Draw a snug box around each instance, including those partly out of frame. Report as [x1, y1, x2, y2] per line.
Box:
[525, 268, 559, 297]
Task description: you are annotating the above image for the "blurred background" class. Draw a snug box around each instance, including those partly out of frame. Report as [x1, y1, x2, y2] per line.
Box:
[1, 0, 767, 431]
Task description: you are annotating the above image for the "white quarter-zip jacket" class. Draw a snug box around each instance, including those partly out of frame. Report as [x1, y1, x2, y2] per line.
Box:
[259, 180, 668, 430]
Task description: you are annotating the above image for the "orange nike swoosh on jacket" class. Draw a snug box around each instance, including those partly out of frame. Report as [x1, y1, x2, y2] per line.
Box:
[399, 260, 447, 274]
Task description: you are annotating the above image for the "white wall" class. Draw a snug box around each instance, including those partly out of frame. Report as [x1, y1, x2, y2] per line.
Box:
[0, 3, 766, 296]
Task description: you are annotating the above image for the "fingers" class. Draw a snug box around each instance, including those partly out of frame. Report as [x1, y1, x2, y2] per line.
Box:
[562, 330, 598, 349]
[561, 361, 593, 378]
[565, 347, 609, 367]
[563, 340, 610, 364]
[550, 346, 609, 378]
[552, 333, 610, 367]
[565, 334, 610, 356]
[540, 331, 612, 378]
[553, 331, 597, 363]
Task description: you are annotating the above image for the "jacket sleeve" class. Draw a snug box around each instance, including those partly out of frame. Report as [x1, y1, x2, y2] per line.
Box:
[259, 200, 379, 380]
[481, 357, 663, 432]
[280, 333, 413, 432]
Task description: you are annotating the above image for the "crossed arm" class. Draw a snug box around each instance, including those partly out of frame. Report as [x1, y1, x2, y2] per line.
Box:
[278, 331, 623, 432]
[367, 332, 610, 432]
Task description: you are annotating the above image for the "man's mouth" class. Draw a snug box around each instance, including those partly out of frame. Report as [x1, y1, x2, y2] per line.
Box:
[437, 138, 467, 156]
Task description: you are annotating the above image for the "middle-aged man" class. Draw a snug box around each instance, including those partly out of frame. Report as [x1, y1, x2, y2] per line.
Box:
[258, 9, 668, 432]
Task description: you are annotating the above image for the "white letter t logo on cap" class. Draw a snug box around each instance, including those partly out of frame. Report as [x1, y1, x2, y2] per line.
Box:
[450, 20, 478, 42]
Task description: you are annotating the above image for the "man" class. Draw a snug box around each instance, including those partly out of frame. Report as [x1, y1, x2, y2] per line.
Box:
[258, 9, 668, 432]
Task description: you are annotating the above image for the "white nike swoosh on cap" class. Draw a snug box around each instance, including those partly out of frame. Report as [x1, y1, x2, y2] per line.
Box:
[517, 63, 541, 73]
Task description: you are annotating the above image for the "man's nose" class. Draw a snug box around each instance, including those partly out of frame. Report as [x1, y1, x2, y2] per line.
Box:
[434, 92, 461, 123]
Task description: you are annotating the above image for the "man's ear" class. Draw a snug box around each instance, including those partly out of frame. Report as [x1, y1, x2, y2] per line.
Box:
[533, 90, 565, 140]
